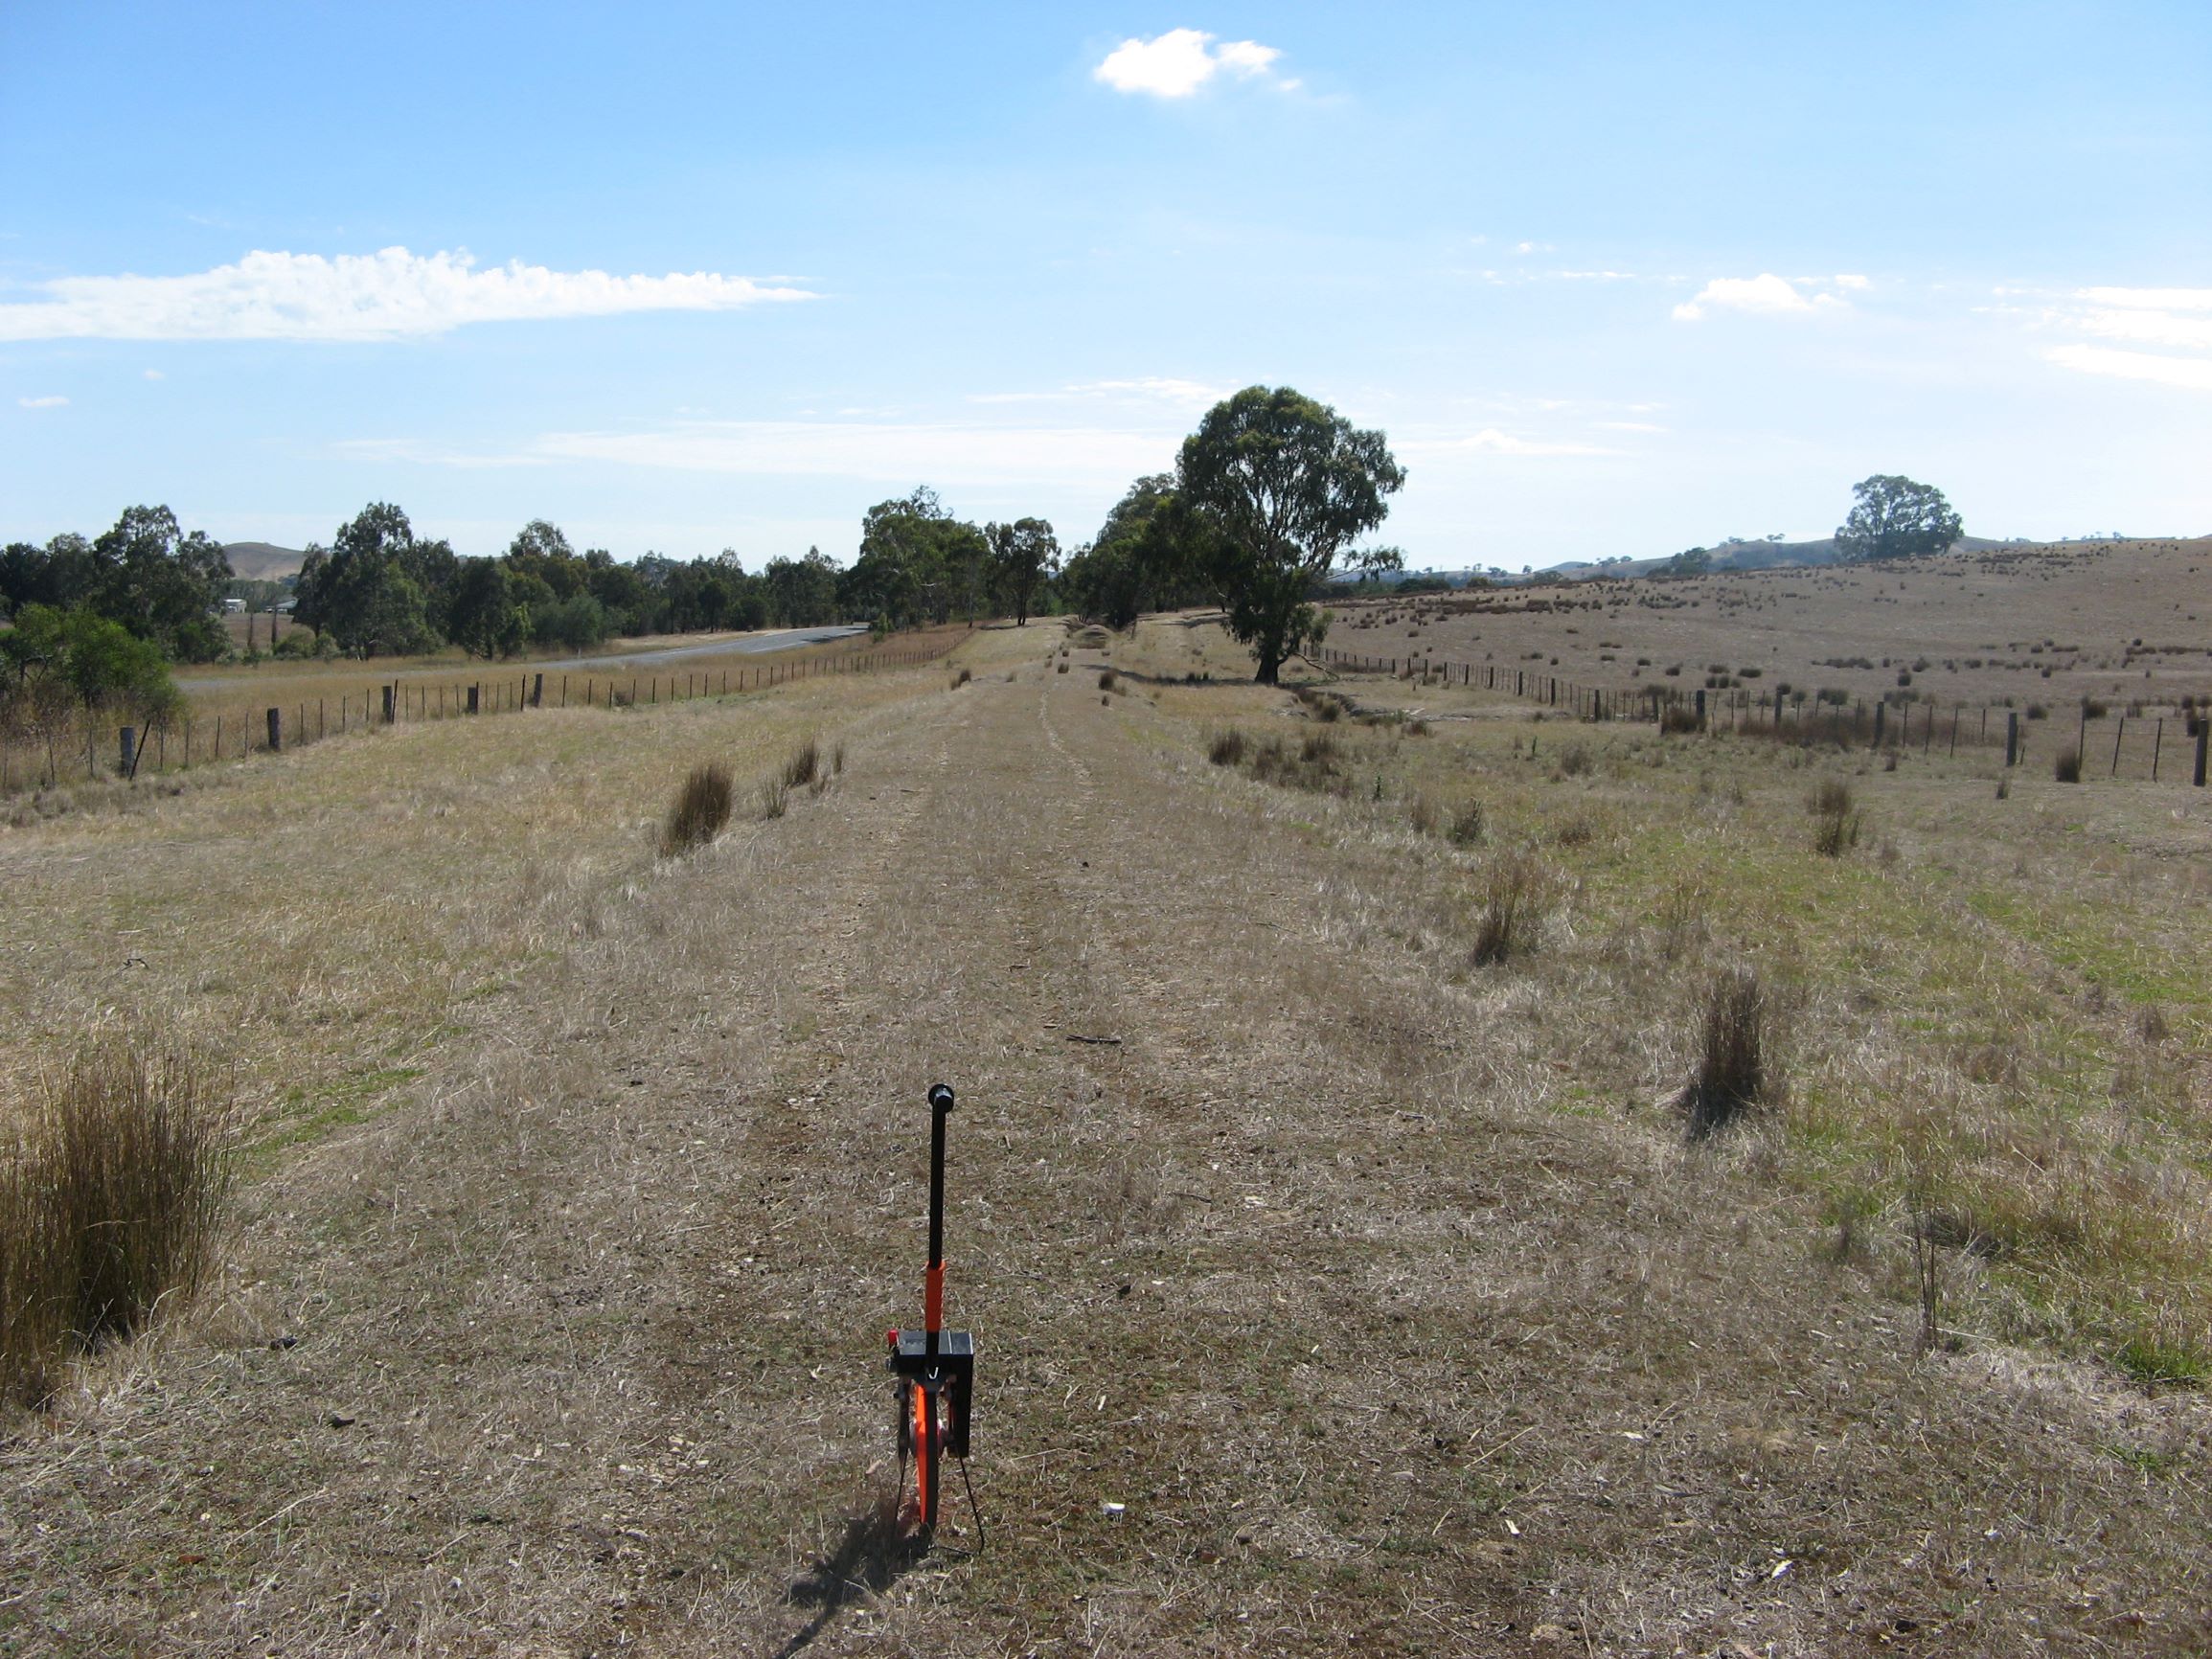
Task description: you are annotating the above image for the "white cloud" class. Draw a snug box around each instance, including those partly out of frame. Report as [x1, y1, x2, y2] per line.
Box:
[1094, 29, 1286, 98]
[143, 368, 165, 379]
[2046, 343, 2212, 392]
[1834, 273, 1870, 290]
[16, 395, 67, 408]
[2044, 286, 2212, 392]
[969, 376, 1226, 410]
[0, 247, 812, 342]
[1401, 428, 1613, 458]
[1673, 273, 1843, 322]
[340, 419, 1179, 489]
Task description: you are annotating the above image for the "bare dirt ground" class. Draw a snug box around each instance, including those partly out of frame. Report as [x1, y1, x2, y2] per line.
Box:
[4, 622, 2210, 1655]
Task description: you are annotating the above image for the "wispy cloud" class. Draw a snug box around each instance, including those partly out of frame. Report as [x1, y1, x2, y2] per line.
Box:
[0, 247, 812, 343]
[1401, 427, 1614, 458]
[1673, 272, 1848, 322]
[339, 419, 1177, 489]
[1094, 29, 1289, 98]
[2043, 286, 2212, 392]
[968, 377, 1226, 410]
[16, 395, 68, 408]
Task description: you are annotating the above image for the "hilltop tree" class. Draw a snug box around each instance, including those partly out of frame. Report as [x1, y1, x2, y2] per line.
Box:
[1836, 475, 1962, 562]
[986, 518, 1060, 625]
[1177, 386, 1404, 683]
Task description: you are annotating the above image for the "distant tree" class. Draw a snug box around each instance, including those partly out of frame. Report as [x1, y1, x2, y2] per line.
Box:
[294, 503, 446, 656]
[762, 547, 841, 626]
[447, 557, 530, 658]
[1666, 547, 1712, 576]
[505, 518, 585, 600]
[1836, 475, 1962, 562]
[1060, 475, 1218, 630]
[67, 507, 234, 661]
[842, 489, 989, 630]
[986, 518, 1060, 625]
[1176, 386, 1405, 683]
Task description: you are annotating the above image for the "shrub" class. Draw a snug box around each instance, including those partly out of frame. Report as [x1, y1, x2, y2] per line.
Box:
[951, 668, 971, 689]
[1470, 853, 1544, 966]
[3, 1042, 232, 1402]
[1682, 966, 1767, 1141]
[1098, 669, 1117, 693]
[2026, 703, 2047, 720]
[1056, 661, 1070, 674]
[2053, 746, 2082, 784]
[1660, 706, 1701, 735]
[1559, 742, 1593, 777]
[1208, 729, 1247, 767]
[659, 761, 734, 856]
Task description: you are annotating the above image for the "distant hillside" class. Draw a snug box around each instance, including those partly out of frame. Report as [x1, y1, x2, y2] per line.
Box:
[224, 541, 307, 582]
[1547, 533, 2022, 582]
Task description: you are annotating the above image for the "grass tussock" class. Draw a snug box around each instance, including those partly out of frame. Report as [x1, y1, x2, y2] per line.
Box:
[3, 1041, 232, 1405]
[658, 761, 734, 857]
[1470, 852, 1546, 966]
[1808, 778, 1862, 856]
[950, 667, 971, 690]
[781, 738, 825, 792]
[1098, 669, 1117, 693]
[1447, 800, 1487, 847]
[758, 777, 789, 820]
[2053, 746, 2082, 784]
[1206, 729, 1246, 768]
[1681, 966, 1768, 1141]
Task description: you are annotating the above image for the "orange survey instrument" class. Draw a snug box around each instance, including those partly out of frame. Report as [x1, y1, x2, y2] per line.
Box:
[885, 1082, 976, 1539]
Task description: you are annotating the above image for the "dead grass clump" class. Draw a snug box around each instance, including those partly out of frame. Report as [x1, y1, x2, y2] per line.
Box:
[1447, 800, 1486, 847]
[832, 741, 847, 776]
[1808, 779, 1861, 856]
[1246, 733, 1345, 793]
[1407, 792, 1440, 836]
[1098, 669, 1117, 693]
[2053, 746, 2082, 784]
[1559, 741, 1594, 777]
[1555, 811, 1596, 849]
[658, 761, 734, 857]
[4, 1042, 232, 1402]
[1470, 852, 1545, 966]
[1207, 729, 1247, 768]
[759, 777, 789, 819]
[1056, 660, 1070, 674]
[782, 738, 824, 791]
[1681, 966, 1768, 1141]
[950, 668, 971, 689]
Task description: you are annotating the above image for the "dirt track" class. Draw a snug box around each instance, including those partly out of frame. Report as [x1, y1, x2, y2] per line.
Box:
[7, 636, 2209, 1656]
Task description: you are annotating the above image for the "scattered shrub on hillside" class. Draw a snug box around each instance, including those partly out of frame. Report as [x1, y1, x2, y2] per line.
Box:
[1098, 669, 1117, 693]
[3, 1041, 232, 1405]
[1682, 966, 1768, 1142]
[1470, 852, 1545, 966]
[1660, 706, 1701, 735]
[2054, 746, 2082, 784]
[1056, 660, 1070, 673]
[2080, 696, 2109, 718]
[1809, 779, 1861, 856]
[2026, 703, 2048, 720]
[1207, 730, 1247, 767]
[659, 761, 734, 857]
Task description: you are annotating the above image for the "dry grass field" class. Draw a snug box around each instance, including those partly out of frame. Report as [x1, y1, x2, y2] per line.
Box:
[2, 600, 2210, 1656]
[1332, 537, 2212, 727]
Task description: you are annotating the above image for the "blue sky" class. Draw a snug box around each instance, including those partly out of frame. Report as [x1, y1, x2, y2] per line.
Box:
[3, 2, 2208, 567]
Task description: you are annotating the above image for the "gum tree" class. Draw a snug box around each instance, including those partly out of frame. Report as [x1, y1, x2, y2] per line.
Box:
[1835, 475, 1963, 561]
[1177, 386, 1404, 683]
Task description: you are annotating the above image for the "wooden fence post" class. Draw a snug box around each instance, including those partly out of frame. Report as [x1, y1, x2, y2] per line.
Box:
[267, 708, 282, 752]
[467, 684, 480, 715]
[2196, 721, 2208, 787]
[533, 672, 544, 708]
[2111, 716, 2125, 778]
[382, 684, 396, 724]
[2152, 718, 2162, 781]
[2006, 711, 2019, 767]
[120, 726, 137, 775]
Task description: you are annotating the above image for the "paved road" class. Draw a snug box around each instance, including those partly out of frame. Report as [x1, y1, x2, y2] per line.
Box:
[182, 625, 869, 691]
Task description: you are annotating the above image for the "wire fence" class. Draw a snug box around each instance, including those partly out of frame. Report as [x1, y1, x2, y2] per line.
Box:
[1315, 646, 2212, 787]
[1, 628, 968, 796]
